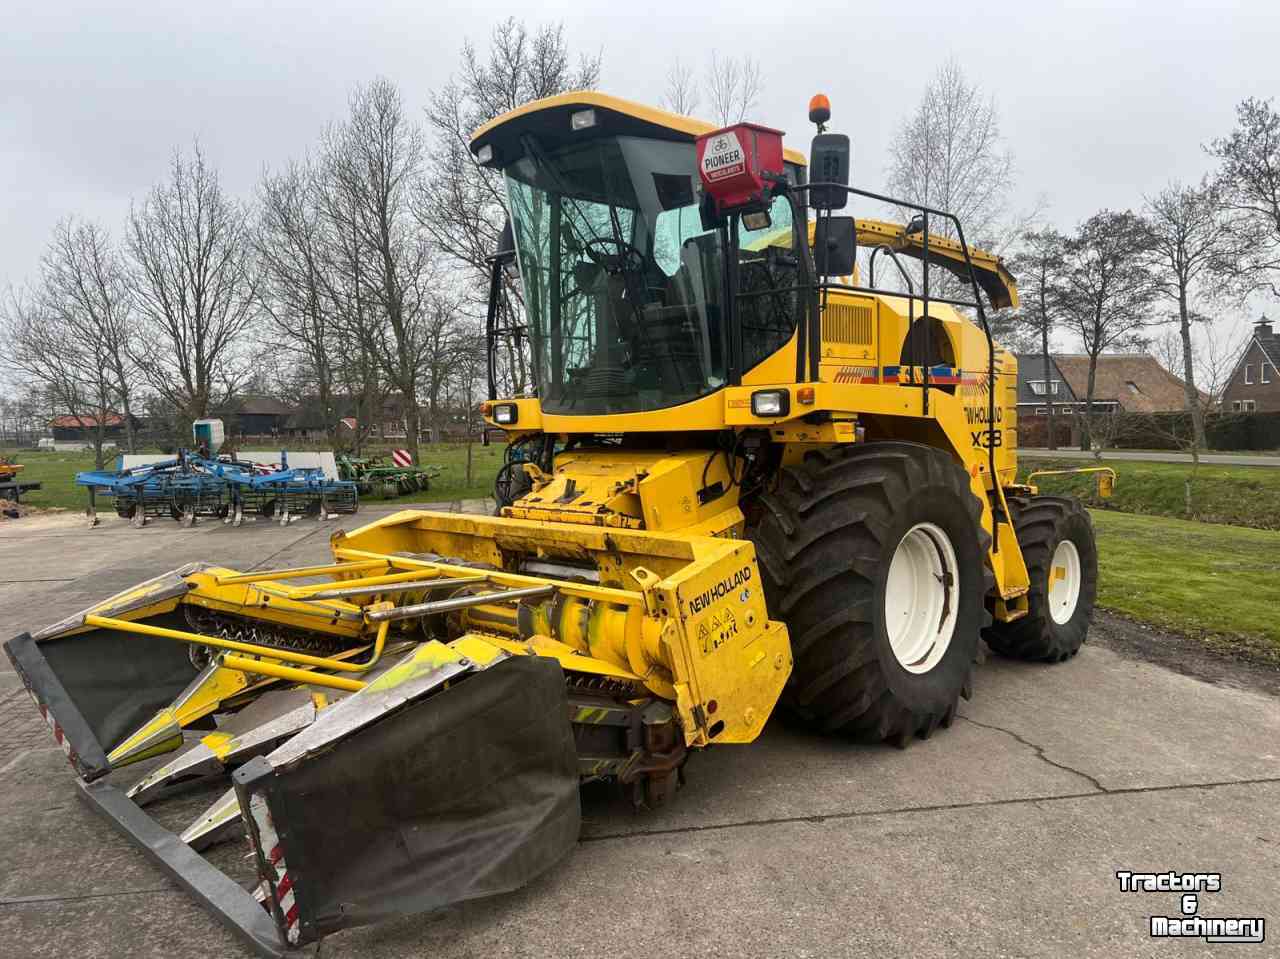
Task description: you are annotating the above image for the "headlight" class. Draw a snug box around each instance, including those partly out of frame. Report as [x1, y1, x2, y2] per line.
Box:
[750, 390, 790, 418]
[493, 403, 518, 425]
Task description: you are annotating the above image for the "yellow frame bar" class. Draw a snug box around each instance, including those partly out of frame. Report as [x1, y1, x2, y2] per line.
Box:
[332, 547, 646, 608]
[1026, 466, 1116, 497]
[84, 614, 391, 674]
[280, 567, 487, 599]
[220, 654, 366, 692]
[214, 559, 389, 586]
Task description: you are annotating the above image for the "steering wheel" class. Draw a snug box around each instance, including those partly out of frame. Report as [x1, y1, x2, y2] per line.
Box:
[580, 236, 647, 276]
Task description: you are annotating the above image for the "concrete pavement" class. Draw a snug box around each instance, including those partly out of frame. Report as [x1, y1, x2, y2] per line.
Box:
[1, 505, 1276, 957]
[1021, 447, 1280, 467]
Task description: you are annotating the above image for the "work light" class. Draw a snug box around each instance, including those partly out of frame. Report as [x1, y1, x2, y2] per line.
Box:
[570, 109, 597, 131]
[493, 403, 518, 425]
[751, 390, 790, 418]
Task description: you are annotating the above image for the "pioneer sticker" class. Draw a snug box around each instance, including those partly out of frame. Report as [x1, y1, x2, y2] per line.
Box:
[701, 132, 746, 182]
[689, 565, 752, 614]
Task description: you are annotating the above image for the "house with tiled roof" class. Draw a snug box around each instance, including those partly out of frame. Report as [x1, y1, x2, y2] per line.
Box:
[1221, 317, 1280, 413]
[1051, 354, 1202, 414]
[49, 412, 129, 442]
[1015, 353, 1200, 416]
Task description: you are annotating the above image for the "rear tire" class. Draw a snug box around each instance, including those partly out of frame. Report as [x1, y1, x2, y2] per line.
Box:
[751, 442, 991, 745]
[983, 496, 1097, 662]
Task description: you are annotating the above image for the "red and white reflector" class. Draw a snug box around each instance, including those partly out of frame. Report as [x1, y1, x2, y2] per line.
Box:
[391, 449, 412, 467]
[695, 122, 785, 214]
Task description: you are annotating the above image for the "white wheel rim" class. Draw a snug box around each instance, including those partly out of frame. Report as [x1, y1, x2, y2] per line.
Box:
[884, 522, 960, 674]
[1048, 539, 1082, 625]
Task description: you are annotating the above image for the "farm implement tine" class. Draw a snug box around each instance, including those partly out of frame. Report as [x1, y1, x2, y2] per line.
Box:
[127, 690, 322, 805]
[181, 785, 243, 850]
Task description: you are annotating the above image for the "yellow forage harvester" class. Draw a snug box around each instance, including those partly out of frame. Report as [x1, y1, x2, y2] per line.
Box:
[6, 91, 1107, 955]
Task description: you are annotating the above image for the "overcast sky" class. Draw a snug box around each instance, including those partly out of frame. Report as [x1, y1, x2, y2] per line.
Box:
[3, 0, 1276, 339]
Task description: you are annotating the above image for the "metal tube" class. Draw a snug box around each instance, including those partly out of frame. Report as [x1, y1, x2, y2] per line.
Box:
[219, 655, 365, 692]
[331, 547, 645, 607]
[84, 614, 373, 674]
[285, 567, 484, 598]
[304, 576, 488, 601]
[214, 560, 387, 586]
[365, 585, 556, 623]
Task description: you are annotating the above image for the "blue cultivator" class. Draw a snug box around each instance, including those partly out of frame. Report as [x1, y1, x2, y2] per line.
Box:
[77, 452, 358, 530]
[217, 455, 359, 527]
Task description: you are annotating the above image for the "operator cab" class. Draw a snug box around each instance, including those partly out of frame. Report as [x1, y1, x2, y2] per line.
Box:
[473, 93, 808, 415]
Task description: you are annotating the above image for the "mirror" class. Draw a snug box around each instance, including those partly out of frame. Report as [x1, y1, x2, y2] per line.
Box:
[813, 216, 856, 277]
[809, 133, 850, 210]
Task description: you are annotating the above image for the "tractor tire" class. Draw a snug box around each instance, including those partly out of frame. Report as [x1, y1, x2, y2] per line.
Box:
[983, 496, 1097, 663]
[751, 442, 991, 745]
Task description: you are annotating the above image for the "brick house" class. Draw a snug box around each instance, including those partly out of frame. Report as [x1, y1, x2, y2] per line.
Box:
[1221, 317, 1280, 413]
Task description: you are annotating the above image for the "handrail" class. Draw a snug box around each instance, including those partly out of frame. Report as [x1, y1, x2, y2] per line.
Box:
[786, 180, 1004, 550]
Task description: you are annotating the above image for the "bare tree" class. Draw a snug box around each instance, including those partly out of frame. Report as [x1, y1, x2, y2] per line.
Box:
[311, 149, 389, 456]
[1149, 320, 1245, 512]
[257, 158, 340, 445]
[45, 218, 138, 453]
[445, 327, 489, 486]
[1057, 210, 1158, 451]
[420, 19, 601, 398]
[1207, 97, 1280, 297]
[1009, 227, 1068, 448]
[2, 289, 111, 467]
[661, 57, 699, 116]
[886, 59, 1015, 247]
[1141, 178, 1252, 451]
[126, 144, 258, 430]
[705, 52, 761, 126]
[2, 219, 140, 466]
[327, 78, 445, 464]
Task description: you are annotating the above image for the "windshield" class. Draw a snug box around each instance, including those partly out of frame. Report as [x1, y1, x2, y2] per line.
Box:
[506, 135, 799, 414]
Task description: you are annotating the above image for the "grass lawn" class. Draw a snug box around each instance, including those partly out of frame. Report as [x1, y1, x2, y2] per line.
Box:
[1, 443, 504, 511]
[1023, 458, 1280, 530]
[1091, 509, 1280, 663]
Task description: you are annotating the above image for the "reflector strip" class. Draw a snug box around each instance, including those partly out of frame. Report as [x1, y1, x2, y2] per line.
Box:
[30, 692, 78, 768]
[249, 793, 301, 945]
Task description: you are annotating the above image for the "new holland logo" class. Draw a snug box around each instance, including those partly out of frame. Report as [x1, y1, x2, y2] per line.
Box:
[689, 565, 752, 614]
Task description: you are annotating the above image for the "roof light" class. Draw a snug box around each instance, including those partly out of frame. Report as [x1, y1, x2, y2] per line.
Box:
[570, 109, 597, 131]
[808, 93, 831, 128]
[476, 144, 494, 166]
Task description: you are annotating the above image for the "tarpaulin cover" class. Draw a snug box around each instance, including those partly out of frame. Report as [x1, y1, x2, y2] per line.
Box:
[34, 615, 198, 755]
[239, 654, 581, 943]
[4, 620, 197, 780]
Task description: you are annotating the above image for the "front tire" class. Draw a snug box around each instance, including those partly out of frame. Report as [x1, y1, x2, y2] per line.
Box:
[751, 442, 991, 745]
[984, 496, 1097, 662]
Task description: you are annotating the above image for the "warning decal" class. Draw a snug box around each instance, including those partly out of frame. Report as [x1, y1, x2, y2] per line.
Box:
[701, 131, 746, 182]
